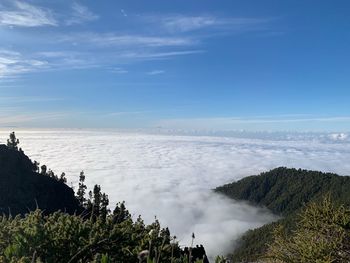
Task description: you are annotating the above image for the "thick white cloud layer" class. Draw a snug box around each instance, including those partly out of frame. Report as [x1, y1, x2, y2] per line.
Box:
[1, 130, 349, 256]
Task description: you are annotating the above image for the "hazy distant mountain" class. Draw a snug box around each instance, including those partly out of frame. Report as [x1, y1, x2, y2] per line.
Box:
[0, 144, 82, 215]
[215, 167, 350, 262]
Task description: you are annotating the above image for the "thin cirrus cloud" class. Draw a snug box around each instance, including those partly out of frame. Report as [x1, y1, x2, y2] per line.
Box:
[44, 32, 203, 65]
[34, 49, 203, 71]
[118, 50, 204, 60]
[143, 14, 271, 33]
[162, 15, 218, 32]
[0, 96, 64, 104]
[57, 32, 196, 47]
[0, 1, 57, 27]
[0, 47, 200, 79]
[120, 9, 128, 17]
[0, 49, 48, 78]
[0, 1, 273, 78]
[65, 2, 99, 25]
[0, 112, 68, 126]
[107, 111, 148, 116]
[0, 1, 98, 28]
[147, 70, 165, 75]
[35, 51, 101, 70]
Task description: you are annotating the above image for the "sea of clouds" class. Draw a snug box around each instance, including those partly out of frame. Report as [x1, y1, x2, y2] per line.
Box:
[0, 130, 349, 257]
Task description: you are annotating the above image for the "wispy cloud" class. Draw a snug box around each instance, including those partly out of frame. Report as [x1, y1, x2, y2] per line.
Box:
[35, 50, 100, 69]
[162, 15, 218, 32]
[0, 47, 203, 78]
[0, 5, 274, 78]
[58, 32, 196, 47]
[119, 50, 204, 60]
[0, 1, 57, 27]
[0, 112, 67, 126]
[45, 32, 202, 65]
[147, 70, 165, 75]
[144, 14, 271, 33]
[107, 111, 147, 116]
[66, 2, 99, 25]
[0, 106, 22, 113]
[0, 50, 48, 78]
[0, 96, 64, 104]
[120, 9, 128, 17]
[0, 46, 201, 79]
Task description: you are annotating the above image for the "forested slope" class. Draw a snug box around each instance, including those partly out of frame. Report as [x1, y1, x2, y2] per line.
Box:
[215, 167, 350, 262]
[0, 144, 82, 215]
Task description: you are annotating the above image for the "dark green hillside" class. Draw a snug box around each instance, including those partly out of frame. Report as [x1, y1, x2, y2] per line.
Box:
[0, 144, 82, 215]
[215, 167, 350, 262]
[215, 167, 350, 216]
[228, 215, 297, 262]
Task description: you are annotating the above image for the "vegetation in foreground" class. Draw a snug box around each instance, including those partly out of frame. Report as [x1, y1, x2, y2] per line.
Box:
[0, 206, 187, 263]
[215, 167, 350, 262]
[267, 195, 350, 262]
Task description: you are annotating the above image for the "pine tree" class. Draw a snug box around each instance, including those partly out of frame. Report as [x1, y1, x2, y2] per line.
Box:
[86, 190, 93, 213]
[92, 185, 102, 219]
[100, 193, 109, 223]
[47, 169, 57, 180]
[113, 201, 130, 224]
[33, 161, 40, 172]
[76, 171, 87, 206]
[59, 172, 67, 183]
[41, 165, 47, 175]
[7, 132, 19, 150]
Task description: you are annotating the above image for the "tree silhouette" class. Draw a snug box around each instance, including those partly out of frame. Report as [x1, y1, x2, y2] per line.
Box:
[48, 169, 58, 180]
[7, 132, 20, 151]
[92, 184, 101, 219]
[76, 171, 87, 206]
[112, 201, 130, 224]
[100, 193, 109, 223]
[33, 161, 40, 172]
[41, 165, 47, 175]
[59, 172, 67, 183]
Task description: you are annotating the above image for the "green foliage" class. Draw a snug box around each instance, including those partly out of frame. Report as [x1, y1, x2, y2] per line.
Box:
[215, 255, 228, 263]
[0, 205, 185, 263]
[229, 220, 281, 262]
[215, 167, 350, 262]
[267, 195, 350, 262]
[76, 171, 87, 206]
[216, 167, 350, 216]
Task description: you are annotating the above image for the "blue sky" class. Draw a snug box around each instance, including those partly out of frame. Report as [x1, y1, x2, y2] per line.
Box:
[0, 0, 349, 131]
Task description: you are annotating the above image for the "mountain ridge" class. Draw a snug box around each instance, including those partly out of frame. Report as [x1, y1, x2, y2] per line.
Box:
[0, 144, 82, 216]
